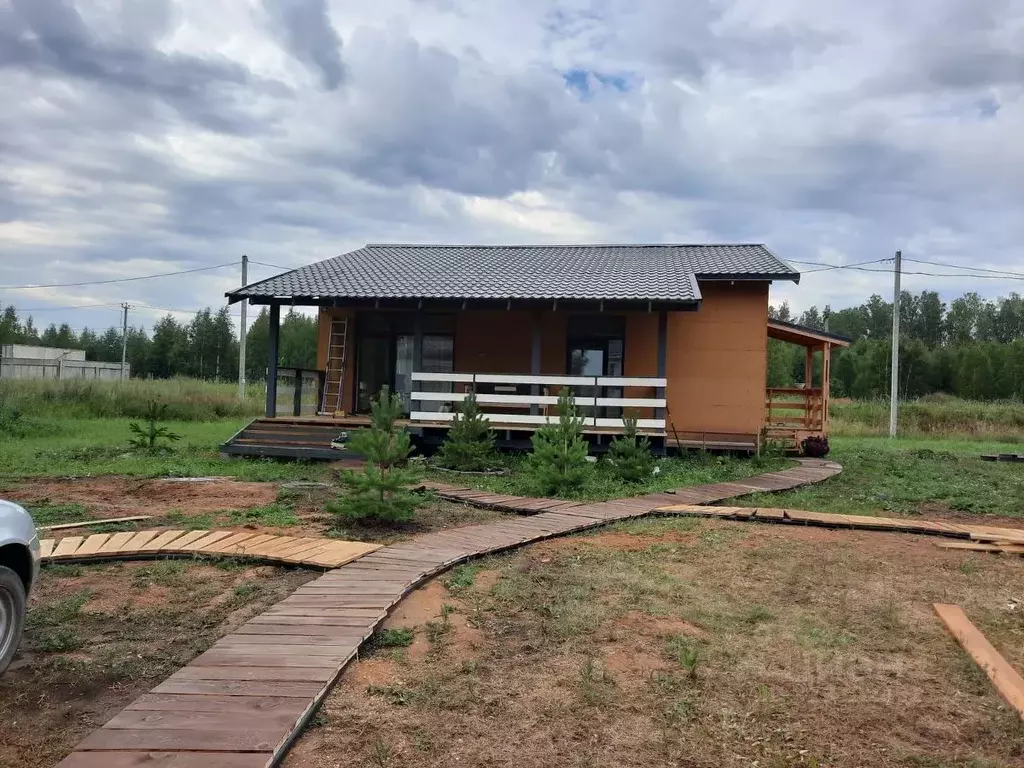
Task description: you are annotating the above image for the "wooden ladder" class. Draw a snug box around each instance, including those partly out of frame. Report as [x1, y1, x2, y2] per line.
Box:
[319, 317, 349, 415]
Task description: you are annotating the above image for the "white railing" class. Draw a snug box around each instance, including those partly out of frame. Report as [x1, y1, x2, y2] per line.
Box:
[410, 372, 667, 432]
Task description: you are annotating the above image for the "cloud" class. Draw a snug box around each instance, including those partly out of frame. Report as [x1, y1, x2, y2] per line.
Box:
[263, 0, 346, 90]
[1, 0, 1023, 334]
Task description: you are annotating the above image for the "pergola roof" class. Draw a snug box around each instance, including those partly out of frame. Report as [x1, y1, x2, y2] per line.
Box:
[768, 319, 852, 348]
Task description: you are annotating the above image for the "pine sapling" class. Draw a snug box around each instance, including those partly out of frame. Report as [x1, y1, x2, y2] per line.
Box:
[127, 401, 181, 452]
[435, 389, 498, 471]
[527, 387, 590, 495]
[327, 387, 425, 522]
[606, 414, 655, 482]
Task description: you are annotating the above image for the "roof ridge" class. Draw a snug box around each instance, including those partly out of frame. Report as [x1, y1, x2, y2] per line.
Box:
[365, 243, 768, 248]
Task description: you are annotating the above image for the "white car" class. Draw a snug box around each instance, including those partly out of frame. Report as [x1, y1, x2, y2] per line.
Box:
[0, 500, 40, 674]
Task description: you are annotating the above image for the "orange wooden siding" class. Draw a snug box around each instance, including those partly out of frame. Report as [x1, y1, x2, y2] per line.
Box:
[666, 282, 768, 436]
[316, 283, 770, 436]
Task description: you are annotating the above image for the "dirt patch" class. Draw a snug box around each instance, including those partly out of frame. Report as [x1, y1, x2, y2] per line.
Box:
[5, 476, 277, 519]
[287, 519, 1024, 768]
[1, 559, 316, 768]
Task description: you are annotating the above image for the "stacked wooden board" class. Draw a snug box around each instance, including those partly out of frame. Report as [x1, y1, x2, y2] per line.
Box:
[654, 503, 1024, 555]
[40, 530, 381, 569]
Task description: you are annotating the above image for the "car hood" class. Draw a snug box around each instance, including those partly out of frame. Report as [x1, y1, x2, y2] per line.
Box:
[0, 500, 38, 547]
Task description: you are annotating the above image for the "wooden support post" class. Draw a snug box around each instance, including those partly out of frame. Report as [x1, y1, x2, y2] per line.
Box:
[656, 310, 668, 454]
[804, 346, 814, 428]
[292, 369, 303, 416]
[530, 312, 542, 416]
[265, 303, 280, 418]
[821, 342, 831, 434]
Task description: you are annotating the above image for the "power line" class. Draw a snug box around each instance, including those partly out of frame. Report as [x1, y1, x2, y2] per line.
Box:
[902, 258, 1024, 279]
[249, 260, 293, 271]
[793, 258, 893, 274]
[4, 302, 123, 312]
[0, 261, 239, 290]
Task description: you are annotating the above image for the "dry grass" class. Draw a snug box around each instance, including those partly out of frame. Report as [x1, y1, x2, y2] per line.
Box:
[1, 558, 317, 768]
[288, 517, 1024, 768]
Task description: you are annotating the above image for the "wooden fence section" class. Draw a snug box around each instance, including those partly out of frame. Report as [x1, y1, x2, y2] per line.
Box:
[39, 530, 381, 569]
[765, 387, 824, 432]
[54, 459, 841, 768]
[410, 371, 668, 433]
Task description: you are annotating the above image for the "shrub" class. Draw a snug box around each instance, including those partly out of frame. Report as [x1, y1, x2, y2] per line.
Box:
[127, 402, 182, 452]
[606, 415, 654, 482]
[326, 387, 425, 522]
[434, 389, 498, 471]
[527, 387, 589, 495]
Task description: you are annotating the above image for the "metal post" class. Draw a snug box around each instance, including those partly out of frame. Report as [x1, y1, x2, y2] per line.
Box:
[889, 250, 902, 437]
[293, 369, 303, 416]
[238, 254, 248, 398]
[119, 303, 129, 381]
[266, 303, 280, 418]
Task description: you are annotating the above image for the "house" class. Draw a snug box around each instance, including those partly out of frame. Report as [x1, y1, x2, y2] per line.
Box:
[0, 344, 128, 380]
[223, 244, 849, 459]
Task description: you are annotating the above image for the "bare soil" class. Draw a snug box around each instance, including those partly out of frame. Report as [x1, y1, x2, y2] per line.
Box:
[286, 517, 1024, 768]
[0, 559, 316, 768]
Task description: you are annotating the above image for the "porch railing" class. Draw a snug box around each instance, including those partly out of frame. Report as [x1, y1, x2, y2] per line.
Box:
[410, 372, 667, 433]
[765, 387, 824, 432]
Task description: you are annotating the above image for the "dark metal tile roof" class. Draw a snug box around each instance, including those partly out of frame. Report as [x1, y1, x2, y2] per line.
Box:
[229, 244, 798, 304]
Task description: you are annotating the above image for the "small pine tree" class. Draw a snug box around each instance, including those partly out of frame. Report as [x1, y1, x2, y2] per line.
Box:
[327, 387, 424, 523]
[527, 387, 589, 495]
[606, 415, 654, 482]
[435, 389, 498, 471]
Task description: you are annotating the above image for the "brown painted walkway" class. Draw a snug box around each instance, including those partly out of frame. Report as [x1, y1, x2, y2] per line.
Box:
[55, 459, 840, 768]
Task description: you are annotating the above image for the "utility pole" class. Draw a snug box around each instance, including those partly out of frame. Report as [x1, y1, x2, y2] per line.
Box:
[238, 254, 248, 398]
[889, 250, 902, 437]
[120, 303, 130, 381]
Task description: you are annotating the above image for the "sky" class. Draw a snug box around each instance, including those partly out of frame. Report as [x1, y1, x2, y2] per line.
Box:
[1, 0, 1023, 336]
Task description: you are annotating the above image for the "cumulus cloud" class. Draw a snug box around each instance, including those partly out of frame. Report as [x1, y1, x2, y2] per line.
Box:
[0, 0, 1023, 332]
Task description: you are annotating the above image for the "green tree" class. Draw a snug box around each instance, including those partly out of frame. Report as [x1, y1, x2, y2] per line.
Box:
[606, 415, 654, 483]
[526, 387, 589, 496]
[327, 387, 424, 522]
[434, 389, 497, 471]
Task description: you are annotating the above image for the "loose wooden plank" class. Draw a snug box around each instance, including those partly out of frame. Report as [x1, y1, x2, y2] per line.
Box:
[152, 679, 324, 698]
[105, 708, 301, 731]
[96, 531, 139, 554]
[75, 533, 112, 557]
[39, 538, 55, 559]
[933, 603, 1024, 719]
[55, 752, 271, 768]
[52, 536, 85, 558]
[41, 515, 153, 531]
[76, 726, 280, 753]
[139, 530, 187, 552]
[126, 693, 308, 715]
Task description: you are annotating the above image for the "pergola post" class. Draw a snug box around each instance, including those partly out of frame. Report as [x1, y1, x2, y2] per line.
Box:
[804, 346, 814, 428]
[821, 342, 832, 433]
[265, 303, 280, 418]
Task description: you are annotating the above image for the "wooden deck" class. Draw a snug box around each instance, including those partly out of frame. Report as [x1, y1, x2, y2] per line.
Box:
[39, 531, 381, 569]
[55, 459, 842, 767]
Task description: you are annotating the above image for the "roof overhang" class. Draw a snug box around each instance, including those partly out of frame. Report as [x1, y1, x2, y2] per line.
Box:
[227, 294, 701, 312]
[768, 319, 851, 348]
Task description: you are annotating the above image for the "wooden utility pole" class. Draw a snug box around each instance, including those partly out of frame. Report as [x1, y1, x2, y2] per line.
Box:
[889, 250, 902, 437]
[238, 254, 248, 398]
[119, 303, 130, 381]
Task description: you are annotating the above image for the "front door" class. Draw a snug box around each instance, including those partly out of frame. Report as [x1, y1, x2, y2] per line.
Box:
[357, 336, 392, 412]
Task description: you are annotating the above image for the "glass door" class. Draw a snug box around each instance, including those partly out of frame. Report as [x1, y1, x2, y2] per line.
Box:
[357, 336, 392, 412]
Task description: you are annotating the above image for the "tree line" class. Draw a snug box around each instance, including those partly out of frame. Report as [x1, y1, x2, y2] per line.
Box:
[0, 305, 317, 382]
[768, 291, 1024, 400]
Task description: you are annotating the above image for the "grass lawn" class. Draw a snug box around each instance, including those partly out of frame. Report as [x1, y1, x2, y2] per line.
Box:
[736, 436, 1024, 519]
[288, 517, 1024, 768]
[426, 452, 790, 502]
[0, 417, 329, 481]
[2, 558, 317, 768]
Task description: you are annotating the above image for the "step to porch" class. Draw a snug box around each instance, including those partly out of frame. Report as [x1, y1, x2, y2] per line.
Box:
[220, 418, 360, 461]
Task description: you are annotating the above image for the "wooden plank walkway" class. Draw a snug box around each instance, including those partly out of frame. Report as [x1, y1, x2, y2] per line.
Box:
[54, 459, 840, 767]
[39, 531, 381, 569]
[656, 503, 1024, 553]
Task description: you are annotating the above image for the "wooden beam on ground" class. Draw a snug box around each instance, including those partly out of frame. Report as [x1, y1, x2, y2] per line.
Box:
[933, 603, 1024, 720]
[40, 515, 154, 531]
